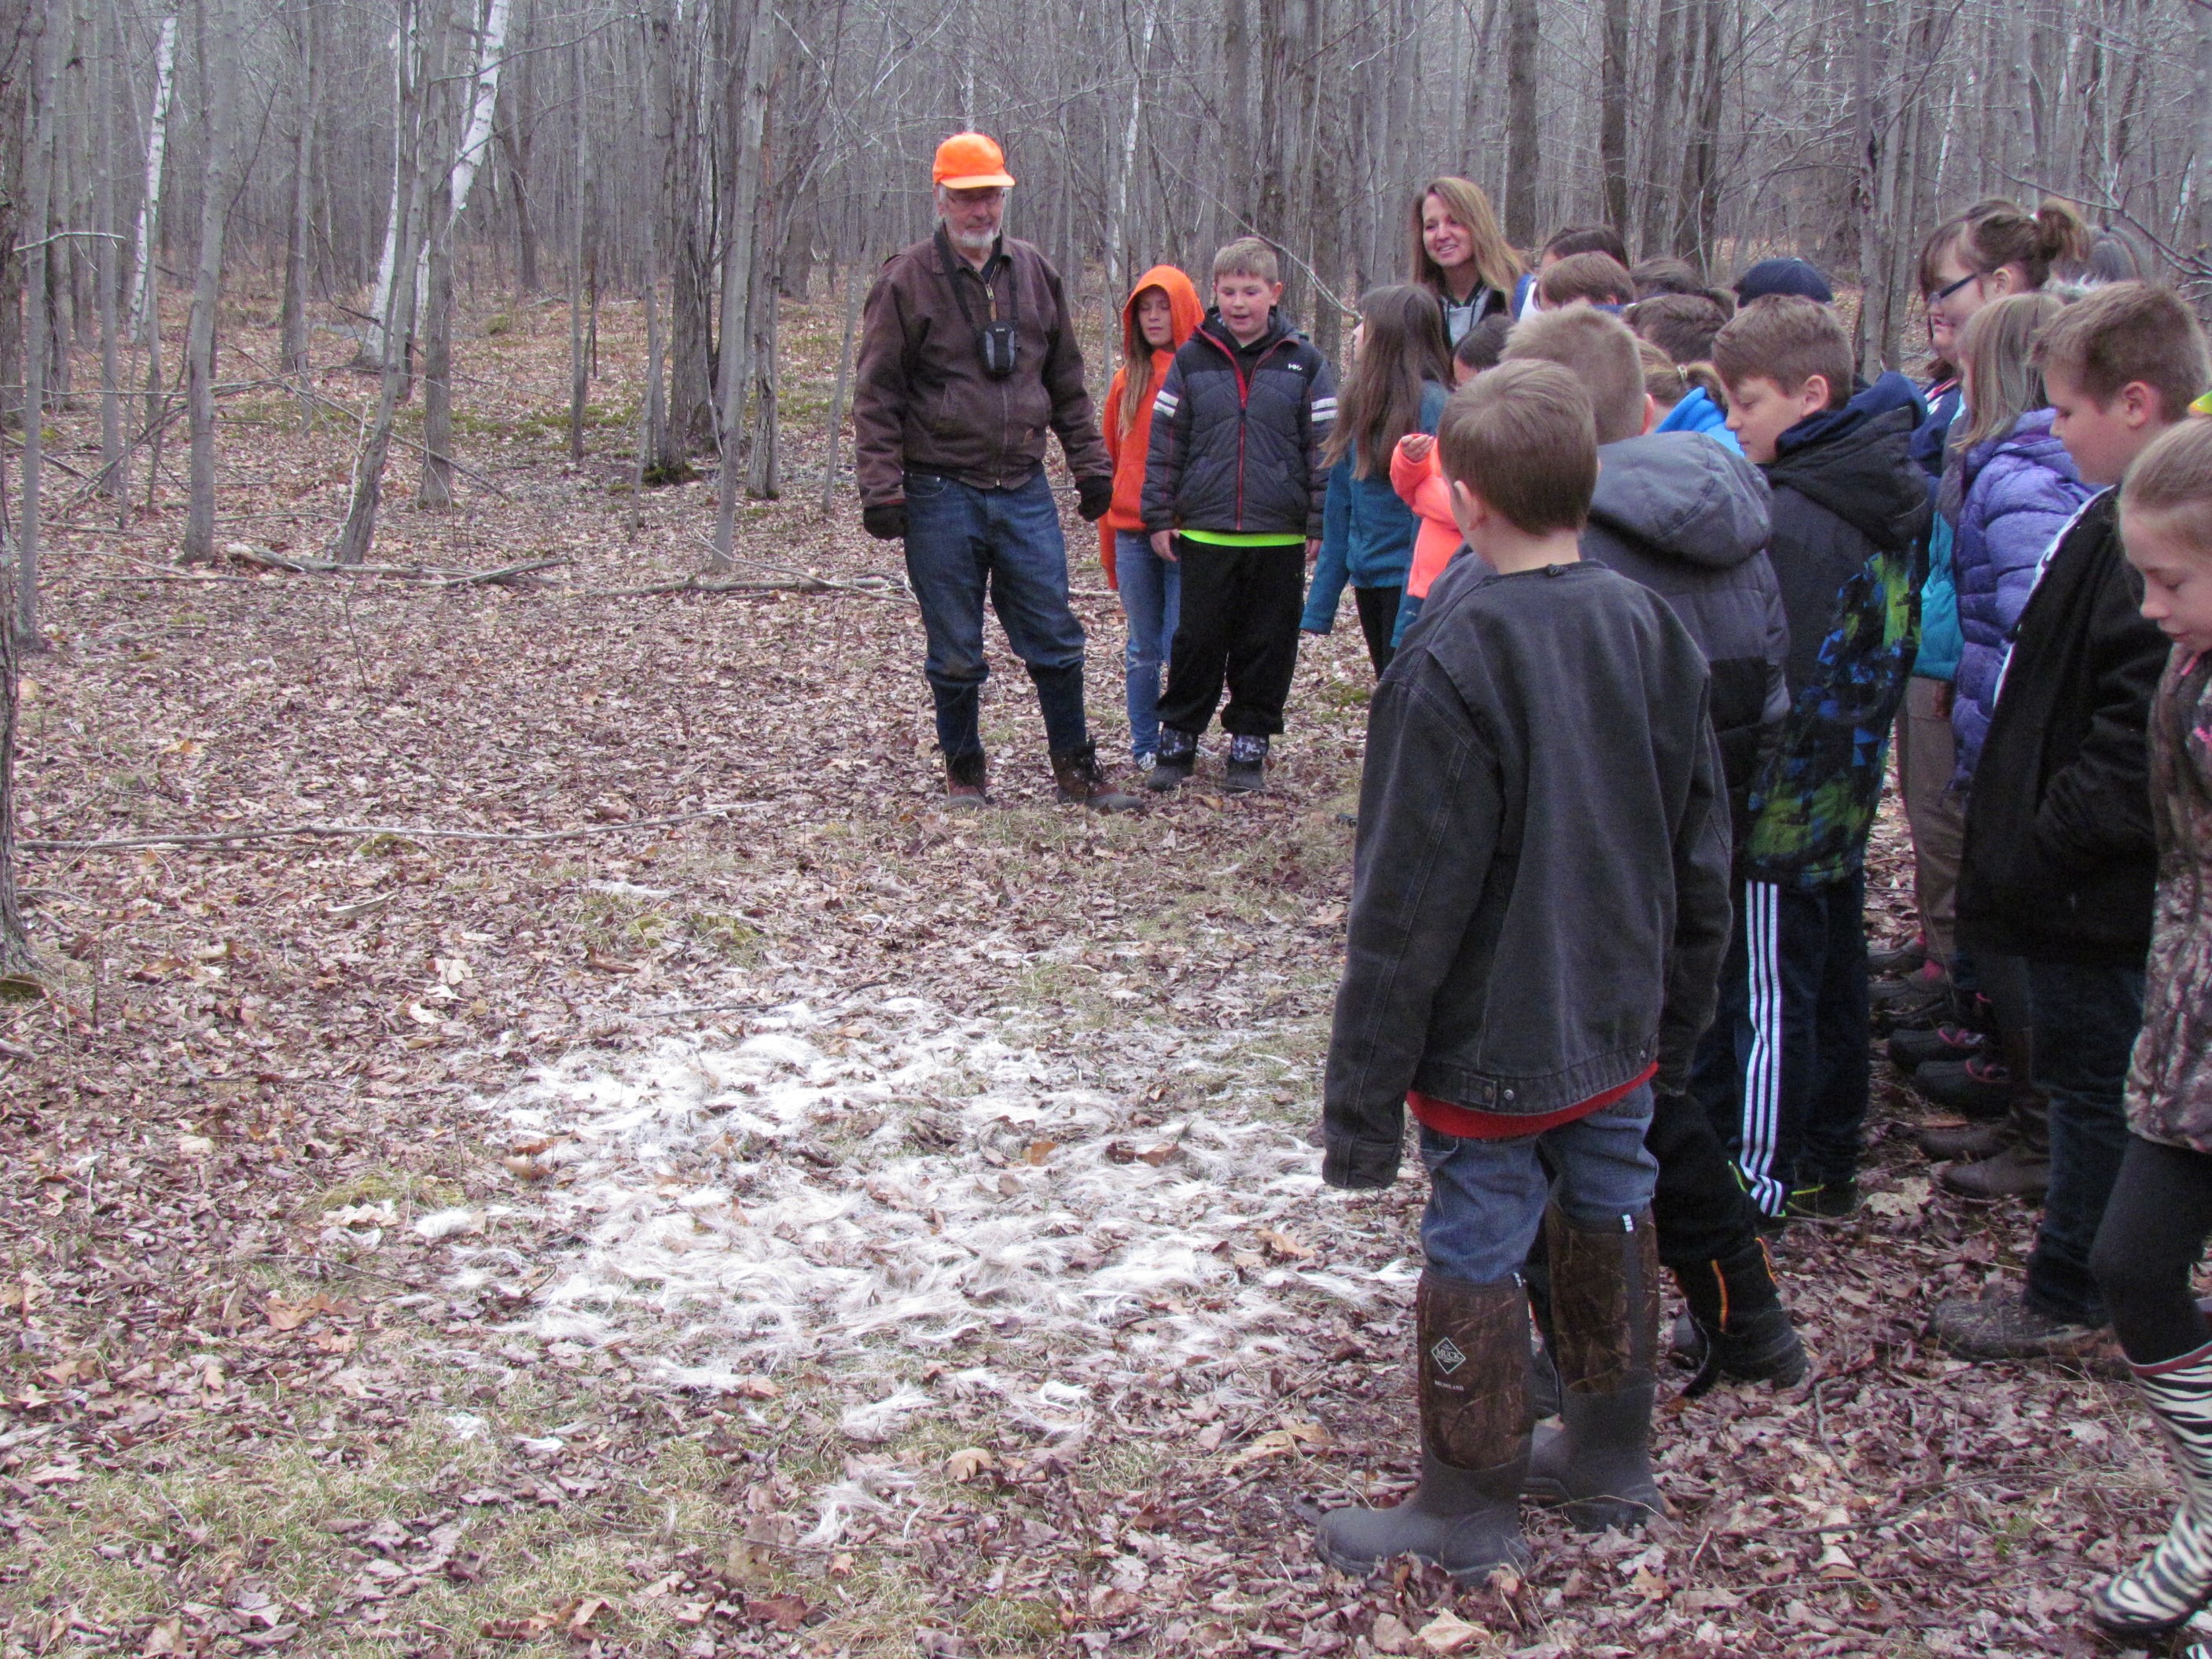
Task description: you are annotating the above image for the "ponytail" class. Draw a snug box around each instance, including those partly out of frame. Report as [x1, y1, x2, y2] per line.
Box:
[1952, 197, 2091, 291]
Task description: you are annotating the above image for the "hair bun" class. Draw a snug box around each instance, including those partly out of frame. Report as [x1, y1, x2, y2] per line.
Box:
[2035, 199, 2091, 266]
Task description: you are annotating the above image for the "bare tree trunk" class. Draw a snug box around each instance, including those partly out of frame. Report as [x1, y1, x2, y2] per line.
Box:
[1599, 0, 1631, 241]
[181, 0, 241, 565]
[333, 0, 440, 565]
[127, 9, 176, 341]
[500, 9, 538, 293]
[417, 180, 454, 508]
[95, 2, 124, 500]
[819, 240, 865, 516]
[1639, 0, 1684, 256]
[0, 510, 28, 977]
[567, 31, 589, 462]
[711, 0, 773, 569]
[15, 0, 56, 646]
[1502, 0, 1538, 245]
[278, 0, 318, 384]
[2193, 0, 2212, 269]
[639, 0, 685, 482]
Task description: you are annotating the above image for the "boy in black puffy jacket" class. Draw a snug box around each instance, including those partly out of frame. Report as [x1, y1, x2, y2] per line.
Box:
[1141, 237, 1336, 793]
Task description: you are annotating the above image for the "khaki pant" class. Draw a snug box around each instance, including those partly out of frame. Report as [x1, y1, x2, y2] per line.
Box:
[1895, 674, 1964, 966]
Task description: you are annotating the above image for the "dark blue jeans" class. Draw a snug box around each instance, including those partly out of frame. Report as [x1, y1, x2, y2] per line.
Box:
[901, 469, 1089, 760]
[2024, 958, 2145, 1326]
[1691, 873, 1869, 1216]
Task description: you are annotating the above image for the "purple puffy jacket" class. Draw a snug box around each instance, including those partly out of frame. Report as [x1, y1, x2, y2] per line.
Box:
[1949, 406, 2094, 786]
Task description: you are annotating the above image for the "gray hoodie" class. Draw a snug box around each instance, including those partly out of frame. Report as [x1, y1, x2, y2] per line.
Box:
[1582, 431, 1788, 844]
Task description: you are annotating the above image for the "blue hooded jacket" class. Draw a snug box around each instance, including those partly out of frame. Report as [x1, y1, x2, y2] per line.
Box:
[1654, 386, 1743, 454]
[1304, 380, 1450, 631]
[1949, 406, 2095, 785]
[1909, 379, 1964, 682]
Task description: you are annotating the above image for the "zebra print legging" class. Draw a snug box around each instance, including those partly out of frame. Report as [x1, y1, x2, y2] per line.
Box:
[2091, 1135, 2212, 1366]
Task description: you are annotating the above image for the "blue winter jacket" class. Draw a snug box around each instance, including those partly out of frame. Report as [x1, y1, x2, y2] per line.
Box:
[1654, 387, 1743, 454]
[1949, 406, 2094, 784]
[1909, 379, 1964, 682]
[1303, 381, 1449, 632]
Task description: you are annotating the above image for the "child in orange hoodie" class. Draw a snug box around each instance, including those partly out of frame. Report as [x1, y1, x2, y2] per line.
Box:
[1387, 315, 1508, 648]
[1100, 267, 1206, 767]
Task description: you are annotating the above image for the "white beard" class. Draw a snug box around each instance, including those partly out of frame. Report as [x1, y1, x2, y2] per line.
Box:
[946, 224, 998, 257]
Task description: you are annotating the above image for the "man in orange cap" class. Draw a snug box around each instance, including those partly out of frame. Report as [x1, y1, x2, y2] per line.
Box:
[853, 133, 1135, 811]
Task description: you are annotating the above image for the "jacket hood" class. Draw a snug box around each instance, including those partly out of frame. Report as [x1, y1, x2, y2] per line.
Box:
[1588, 432, 1773, 572]
[1122, 266, 1204, 354]
[1766, 371, 1931, 553]
[1198, 306, 1299, 355]
[1963, 405, 2078, 487]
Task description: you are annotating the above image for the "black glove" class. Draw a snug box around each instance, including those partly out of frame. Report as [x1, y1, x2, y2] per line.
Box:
[1076, 475, 1115, 523]
[862, 502, 908, 541]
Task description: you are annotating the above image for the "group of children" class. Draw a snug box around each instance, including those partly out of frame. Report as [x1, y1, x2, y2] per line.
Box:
[1092, 179, 2212, 1639]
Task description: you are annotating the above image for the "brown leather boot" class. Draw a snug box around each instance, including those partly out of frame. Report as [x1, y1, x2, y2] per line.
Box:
[1524, 1208, 1663, 1531]
[1049, 744, 1142, 812]
[1314, 1272, 1531, 1580]
[943, 751, 990, 808]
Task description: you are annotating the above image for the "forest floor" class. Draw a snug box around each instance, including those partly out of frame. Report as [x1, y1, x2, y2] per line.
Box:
[0, 278, 2182, 1659]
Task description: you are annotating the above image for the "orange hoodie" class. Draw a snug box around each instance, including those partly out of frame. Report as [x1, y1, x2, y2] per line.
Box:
[1391, 436, 1465, 599]
[1099, 266, 1205, 586]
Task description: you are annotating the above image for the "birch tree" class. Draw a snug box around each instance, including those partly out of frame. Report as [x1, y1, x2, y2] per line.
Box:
[127, 7, 177, 340]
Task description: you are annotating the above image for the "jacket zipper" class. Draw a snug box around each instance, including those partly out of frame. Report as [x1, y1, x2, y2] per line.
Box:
[1202, 326, 1291, 532]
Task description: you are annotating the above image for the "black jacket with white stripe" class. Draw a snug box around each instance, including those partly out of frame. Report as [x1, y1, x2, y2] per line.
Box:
[1140, 309, 1336, 541]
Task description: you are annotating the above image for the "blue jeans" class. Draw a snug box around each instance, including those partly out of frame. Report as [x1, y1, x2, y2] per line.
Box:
[901, 469, 1089, 760]
[2024, 958, 2145, 1326]
[1419, 1087, 1659, 1282]
[1115, 530, 1180, 761]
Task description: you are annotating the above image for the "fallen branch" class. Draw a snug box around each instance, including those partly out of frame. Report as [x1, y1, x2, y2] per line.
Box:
[582, 568, 907, 600]
[24, 805, 749, 853]
[435, 554, 572, 590]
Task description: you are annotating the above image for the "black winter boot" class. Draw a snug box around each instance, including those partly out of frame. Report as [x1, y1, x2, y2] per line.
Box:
[1672, 1238, 1808, 1396]
[1148, 728, 1197, 792]
[1523, 1208, 1663, 1532]
[1315, 1273, 1531, 1580]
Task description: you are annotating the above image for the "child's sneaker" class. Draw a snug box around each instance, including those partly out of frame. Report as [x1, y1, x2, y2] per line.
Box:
[1149, 729, 1197, 791]
[1224, 734, 1269, 793]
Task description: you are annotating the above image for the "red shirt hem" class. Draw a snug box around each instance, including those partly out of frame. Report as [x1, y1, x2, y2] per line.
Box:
[1408, 1061, 1658, 1141]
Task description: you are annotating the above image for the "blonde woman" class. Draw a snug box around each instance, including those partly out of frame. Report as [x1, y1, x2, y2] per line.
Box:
[1410, 177, 1522, 344]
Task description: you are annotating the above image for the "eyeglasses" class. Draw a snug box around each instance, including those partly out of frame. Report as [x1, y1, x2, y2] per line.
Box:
[1927, 270, 1981, 305]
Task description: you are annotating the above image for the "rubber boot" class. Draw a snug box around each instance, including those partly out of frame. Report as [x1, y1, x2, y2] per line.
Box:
[1523, 1208, 1662, 1532]
[2092, 1337, 2212, 1638]
[1673, 1237, 1808, 1396]
[1315, 1272, 1531, 1580]
[1920, 1026, 2037, 1160]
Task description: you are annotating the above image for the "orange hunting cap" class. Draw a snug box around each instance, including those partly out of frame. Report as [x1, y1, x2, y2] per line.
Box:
[933, 132, 1016, 190]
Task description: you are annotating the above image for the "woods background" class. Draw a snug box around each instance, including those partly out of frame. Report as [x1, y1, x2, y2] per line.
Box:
[2, 0, 2212, 589]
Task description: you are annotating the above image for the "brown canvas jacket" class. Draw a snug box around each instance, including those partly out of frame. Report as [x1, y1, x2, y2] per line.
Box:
[851, 230, 1109, 507]
[2126, 646, 2212, 1153]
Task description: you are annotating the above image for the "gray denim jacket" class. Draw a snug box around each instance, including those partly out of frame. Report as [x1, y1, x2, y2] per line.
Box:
[1321, 558, 1735, 1191]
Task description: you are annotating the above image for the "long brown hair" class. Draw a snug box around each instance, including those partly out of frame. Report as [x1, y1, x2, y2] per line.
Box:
[1118, 289, 1164, 441]
[1324, 285, 1453, 476]
[1409, 178, 1522, 303]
